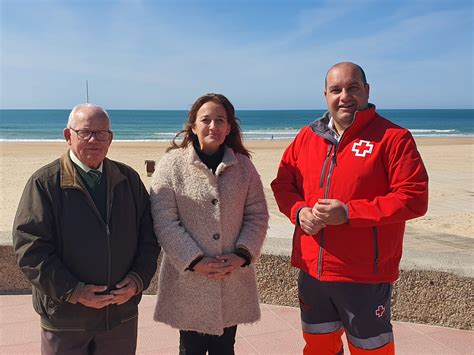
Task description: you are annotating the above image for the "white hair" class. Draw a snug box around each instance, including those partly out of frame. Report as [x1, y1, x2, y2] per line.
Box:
[67, 103, 111, 128]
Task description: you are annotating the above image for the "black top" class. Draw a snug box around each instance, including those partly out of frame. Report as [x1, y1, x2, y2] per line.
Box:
[194, 142, 225, 174]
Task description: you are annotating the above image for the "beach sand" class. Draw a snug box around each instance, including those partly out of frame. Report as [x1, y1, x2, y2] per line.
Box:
[1, 138, 473, 243]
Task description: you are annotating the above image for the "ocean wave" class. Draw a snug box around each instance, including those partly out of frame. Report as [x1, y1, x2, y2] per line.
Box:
[2, 132, 473, 142]
[0, 139, 65, 142]
[242, 130, 300, 134]
[152, 132, 177, 136]
[151, 130, 301, 136]
[409, 129, 457, 133]
[409, 133, 472, 138]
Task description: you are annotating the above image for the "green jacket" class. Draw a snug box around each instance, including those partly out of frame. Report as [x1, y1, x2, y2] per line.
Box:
[13, 152, 160, 332]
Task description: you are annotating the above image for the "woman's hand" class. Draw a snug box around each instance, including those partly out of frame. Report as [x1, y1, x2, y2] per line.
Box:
[194, 257, 234, 280]
[215, 254, 246, 269]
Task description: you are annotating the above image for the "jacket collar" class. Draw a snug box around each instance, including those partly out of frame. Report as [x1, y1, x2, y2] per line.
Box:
[310, 104, 377, 144]
[187, 144, 238, 175]
[60, 151, 126, 191]
[69, 150, 103, 173]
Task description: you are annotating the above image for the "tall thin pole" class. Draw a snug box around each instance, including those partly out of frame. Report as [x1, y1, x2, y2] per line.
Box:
[86, 80, 89, 103]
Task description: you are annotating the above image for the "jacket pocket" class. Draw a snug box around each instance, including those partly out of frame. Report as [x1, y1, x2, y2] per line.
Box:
[32, 289, 59, 318]
[322, 225, 375, 273]
[32, 289, 48, 317]
[46, 296, 59, 316]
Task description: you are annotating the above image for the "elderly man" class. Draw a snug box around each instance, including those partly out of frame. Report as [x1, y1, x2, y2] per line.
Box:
[13, 104, 160, 354]
[272, 63, 428, 354]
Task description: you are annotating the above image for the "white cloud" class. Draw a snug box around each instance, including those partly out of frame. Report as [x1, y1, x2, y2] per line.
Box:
[1, 1, 472, 108]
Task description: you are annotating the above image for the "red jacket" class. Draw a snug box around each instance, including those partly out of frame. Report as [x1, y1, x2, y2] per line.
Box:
[271, 106, 428, 283]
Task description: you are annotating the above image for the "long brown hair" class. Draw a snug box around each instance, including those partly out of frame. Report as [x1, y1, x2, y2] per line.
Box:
[167, 93, 251, 158]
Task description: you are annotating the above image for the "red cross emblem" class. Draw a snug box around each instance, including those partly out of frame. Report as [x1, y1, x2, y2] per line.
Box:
[352, 140, 374, 157]
[375, 305, 385, 318]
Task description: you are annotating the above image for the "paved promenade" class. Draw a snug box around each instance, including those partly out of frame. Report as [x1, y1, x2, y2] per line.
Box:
[1, 295, 473, 354]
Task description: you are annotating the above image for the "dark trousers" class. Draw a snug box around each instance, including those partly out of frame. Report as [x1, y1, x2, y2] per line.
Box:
[41, 317, 138, 355]
[298, 270, 394, 352]
[179, 325, 237, 355]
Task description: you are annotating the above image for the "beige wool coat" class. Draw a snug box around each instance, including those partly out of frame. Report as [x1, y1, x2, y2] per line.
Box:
[150, 145, 269, 335]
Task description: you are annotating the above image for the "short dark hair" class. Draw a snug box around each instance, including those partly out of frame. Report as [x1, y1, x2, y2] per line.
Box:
[325, 62, 367, 88]
[167, 93, 251, 158]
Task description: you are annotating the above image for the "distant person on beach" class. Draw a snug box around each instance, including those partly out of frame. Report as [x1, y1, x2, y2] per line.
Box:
[12, 103, 160, 355]
[271, 62, 428, 354]
[150, 93, 268, 354]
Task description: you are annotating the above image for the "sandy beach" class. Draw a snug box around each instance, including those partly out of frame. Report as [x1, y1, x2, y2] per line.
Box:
[1, 138, 473, 243]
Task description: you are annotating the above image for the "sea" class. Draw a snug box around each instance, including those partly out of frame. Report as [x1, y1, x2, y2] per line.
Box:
[0, 109, 472, 141]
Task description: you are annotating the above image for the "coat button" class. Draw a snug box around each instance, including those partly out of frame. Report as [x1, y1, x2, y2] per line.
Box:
[213, 233, 220, 240]
[212, 198, 218, 205]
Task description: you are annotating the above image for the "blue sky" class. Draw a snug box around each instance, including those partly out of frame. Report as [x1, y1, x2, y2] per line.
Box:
[1, 0, 472, 109]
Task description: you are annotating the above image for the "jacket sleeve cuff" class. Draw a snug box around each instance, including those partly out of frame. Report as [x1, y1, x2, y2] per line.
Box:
[290, 202, 308, 225]
[235, 247, 252, 267]
[186, 255, 204, 272]
[295, 206, 308, 227]
[66, 282, 85, 304]
[127, 272, 144, 294]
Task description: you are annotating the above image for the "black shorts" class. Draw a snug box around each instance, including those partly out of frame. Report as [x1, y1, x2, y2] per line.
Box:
[298, 270, 393, 350]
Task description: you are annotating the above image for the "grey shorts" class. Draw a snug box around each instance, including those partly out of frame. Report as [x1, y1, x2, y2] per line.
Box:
[298, 270, 393, 350]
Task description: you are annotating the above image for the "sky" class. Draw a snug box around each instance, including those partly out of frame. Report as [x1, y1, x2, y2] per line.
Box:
[1, 0, 473, 109]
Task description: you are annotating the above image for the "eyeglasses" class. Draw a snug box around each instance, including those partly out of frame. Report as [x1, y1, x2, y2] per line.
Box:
[69, 128, 112, 141]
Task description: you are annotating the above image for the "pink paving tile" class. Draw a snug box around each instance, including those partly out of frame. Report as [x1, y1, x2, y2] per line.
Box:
[407, 321, 472, 336]
[392, 321, 424, 340]
[243, 329, 305, 354]
[237, 308, 295, 337]
[0, 320, 40, 346]
[137, 297, 156, 324]
[417, 327, 474, 354]
[138, 302, 155, 311]
[234, 338, 260, 354]
[0, 341, 40, 355]
[137, 312, 157, 328]
[394, 333, 457, 355]
[138, 295, 156, 309]
[136, 323, 179, 352]
[138, 345, 177, 354]
[266, 304, 302, 331]
[1, 303, 40, 325]
[404, 321, 447, 335]
[0, 295, 31, 307]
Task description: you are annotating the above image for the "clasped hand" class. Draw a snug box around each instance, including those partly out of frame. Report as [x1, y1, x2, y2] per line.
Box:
[76, 276, 138, 309]
[194, 254, 245, 280]
[299, 199, 348, 235]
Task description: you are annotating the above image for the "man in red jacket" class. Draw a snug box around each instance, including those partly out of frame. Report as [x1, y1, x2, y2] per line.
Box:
[271, 62, 428, 354]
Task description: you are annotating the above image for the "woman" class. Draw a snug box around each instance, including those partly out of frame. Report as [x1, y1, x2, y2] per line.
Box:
[150, 93, 269, 354]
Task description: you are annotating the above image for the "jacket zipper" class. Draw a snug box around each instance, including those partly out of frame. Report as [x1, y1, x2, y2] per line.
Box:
[69, 184, 112, 329]
[317, 144, 338, 279]
[325, 152, 337, 198]
[319, 145, 332, 188]
[372, 226, 379, 273]
[105, 191, 114, 331]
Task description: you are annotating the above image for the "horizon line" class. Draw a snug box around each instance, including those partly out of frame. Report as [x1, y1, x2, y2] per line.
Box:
[1, 107, 473, 111]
